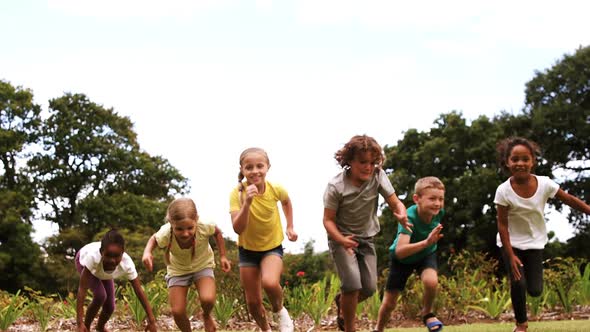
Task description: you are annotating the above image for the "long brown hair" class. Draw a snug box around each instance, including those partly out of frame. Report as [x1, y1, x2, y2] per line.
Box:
[164, 198, 198, 264]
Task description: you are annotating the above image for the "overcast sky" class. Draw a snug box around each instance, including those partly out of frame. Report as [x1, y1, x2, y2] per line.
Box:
[2, 0, 588, 253]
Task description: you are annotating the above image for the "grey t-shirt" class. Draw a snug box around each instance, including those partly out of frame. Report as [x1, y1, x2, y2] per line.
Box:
[323, 168, 396, 238]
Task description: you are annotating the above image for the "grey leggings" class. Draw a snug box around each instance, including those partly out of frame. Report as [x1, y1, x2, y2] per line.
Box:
[501, 248, 543, 324]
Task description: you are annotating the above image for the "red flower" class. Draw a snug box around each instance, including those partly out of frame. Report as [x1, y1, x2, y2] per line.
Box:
[296, 271, 305, 277]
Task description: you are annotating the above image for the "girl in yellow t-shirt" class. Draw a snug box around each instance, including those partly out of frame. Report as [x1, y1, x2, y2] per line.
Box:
[142, 198, 231, 332]
[229, 147, 297, 332]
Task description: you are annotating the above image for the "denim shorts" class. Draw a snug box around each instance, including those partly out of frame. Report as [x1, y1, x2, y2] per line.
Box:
[238, 245, 283, 267]
[385, 251, 438, 292]
[165, 268, 215, 288]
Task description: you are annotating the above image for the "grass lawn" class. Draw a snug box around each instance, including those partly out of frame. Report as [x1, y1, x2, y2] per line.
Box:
[379, 319, 589, 331]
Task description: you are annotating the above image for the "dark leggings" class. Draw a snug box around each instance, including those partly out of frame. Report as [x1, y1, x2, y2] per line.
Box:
[75, 252, 116, 317]
[501, 248, 543, 324]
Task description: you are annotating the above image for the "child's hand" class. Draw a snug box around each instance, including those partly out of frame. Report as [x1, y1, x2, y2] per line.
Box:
[510, 255, 523, 281]
[245, 184, 259, 203]
[394, 211, 413, 233]
[220, 256, 232, 273]
[340, 235, 359, 255]
[77, 324, 89, 332]
[145, 320, 157, 332]
[286, 227, 298, 242]
[142, 253, 154, 272]
[426, 224, 443, 246]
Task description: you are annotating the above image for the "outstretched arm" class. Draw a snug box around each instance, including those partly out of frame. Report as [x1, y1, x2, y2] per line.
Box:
[281, 197, 298, 241]
[555, 189, 590, 215]
[213, 226, 231, 272]
[385, 193, 412, 232]
[130, 277, 158, 332]
[142, 235, 158, 272]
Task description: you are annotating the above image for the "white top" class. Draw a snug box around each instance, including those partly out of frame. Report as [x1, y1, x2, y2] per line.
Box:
[494, 175, 559, 250]
[78, 242, 138, 280]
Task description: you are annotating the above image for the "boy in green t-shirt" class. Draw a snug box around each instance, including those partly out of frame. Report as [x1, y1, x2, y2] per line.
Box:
[374, 176, 445, 332]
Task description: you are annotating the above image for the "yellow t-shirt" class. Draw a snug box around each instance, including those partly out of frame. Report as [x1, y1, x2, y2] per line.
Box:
[229, 181, 288, 251]
[154, 220, 216, 277]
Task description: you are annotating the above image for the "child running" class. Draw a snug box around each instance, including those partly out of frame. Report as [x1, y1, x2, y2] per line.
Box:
[323, 135, 410, 332]
[76, 229, 157, 332]
[374, 176, 445, 332]
[229, 147, 297, 332]
[142, 198, 231, 332]
[495, 137, 590, 332]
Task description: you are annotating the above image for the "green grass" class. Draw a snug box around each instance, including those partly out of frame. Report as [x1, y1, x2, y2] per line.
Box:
[379, 320, 589, 331]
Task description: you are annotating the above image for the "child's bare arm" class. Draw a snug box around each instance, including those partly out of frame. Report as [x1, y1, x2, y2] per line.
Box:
[281, 197, 297, 241]
[385, 193, 412, 232]
[323, 208, 358, 253]
[497, 204, 522, 280]
[555, 188, 590, 215]
[130, 277, 157, 331]
[213, 226, 231, 272]
[395, 225, 443, 259]
[142, 235, 158, 272]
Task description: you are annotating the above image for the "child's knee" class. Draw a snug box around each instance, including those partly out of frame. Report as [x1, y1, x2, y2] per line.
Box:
[200, 297, 215, 311]
[360, 285, 377, 299]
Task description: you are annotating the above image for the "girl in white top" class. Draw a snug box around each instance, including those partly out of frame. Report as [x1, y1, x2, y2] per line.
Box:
[76, 229, 157, 332]
[142, 198, 231, 332]
[494, 137, 590, 332]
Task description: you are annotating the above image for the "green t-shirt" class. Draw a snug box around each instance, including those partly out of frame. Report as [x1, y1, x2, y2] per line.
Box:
[389, 204, 444, 264]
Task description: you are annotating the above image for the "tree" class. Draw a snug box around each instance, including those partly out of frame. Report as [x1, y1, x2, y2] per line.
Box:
[26, 93, 189, 293]
[524, 46, 590, 257]
[28, 93, 189, 235]
[525, 46, 590, 226]
[0, 80, 44, 292]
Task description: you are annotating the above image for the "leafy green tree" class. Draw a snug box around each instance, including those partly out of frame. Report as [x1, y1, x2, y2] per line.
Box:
[525, 46, 590, 227]
[28, 93, 188, 234]
[0, 80, 44, 292]
[523, 46, 590, 257]
[26, 93, 188, 293]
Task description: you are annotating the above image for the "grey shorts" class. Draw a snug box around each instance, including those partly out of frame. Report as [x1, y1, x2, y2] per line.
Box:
[328, 237, 377, 297]
[165, 268, 215, 288]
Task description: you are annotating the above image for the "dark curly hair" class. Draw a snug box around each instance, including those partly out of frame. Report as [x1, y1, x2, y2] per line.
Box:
[496, 137, 540, 174]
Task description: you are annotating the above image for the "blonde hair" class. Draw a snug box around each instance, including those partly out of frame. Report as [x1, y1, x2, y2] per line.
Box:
[414, 176, 445, 196]
[164, 198, 198, 264]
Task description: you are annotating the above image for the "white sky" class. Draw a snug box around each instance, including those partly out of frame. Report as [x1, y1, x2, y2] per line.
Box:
[2, 0, 587, 253]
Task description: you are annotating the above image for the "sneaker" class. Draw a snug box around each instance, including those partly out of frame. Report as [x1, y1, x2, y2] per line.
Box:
[275, 307, 294, 332]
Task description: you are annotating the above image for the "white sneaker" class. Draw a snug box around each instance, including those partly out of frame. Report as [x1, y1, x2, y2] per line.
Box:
[275, 307, 294, 332]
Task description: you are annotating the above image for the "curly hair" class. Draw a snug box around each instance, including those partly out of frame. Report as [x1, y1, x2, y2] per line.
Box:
[334, 135, 384, 168]
[496, 137, 540, 174]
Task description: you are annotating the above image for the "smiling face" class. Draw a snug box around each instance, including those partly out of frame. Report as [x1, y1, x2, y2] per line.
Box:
[347, 151, 378, 186]
[101, 243, 124, 272]
[413, 187, 445, 221]
[240, 151, 270, 187]
[506, 144, 535, 180]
